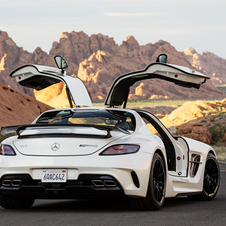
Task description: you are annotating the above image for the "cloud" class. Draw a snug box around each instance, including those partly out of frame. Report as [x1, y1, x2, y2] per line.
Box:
[103, 12, 163, 17]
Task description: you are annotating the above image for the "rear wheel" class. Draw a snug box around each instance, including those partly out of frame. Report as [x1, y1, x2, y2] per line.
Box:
[188, 154, 220, 201]
[0, 196, 35, 209]
[131, 153, 166, 210]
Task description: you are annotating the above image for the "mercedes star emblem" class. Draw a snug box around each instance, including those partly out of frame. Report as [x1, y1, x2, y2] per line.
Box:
[51, 143, 60, 151]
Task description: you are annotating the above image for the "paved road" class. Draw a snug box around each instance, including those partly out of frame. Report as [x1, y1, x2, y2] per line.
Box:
[0, 163, 225, 226]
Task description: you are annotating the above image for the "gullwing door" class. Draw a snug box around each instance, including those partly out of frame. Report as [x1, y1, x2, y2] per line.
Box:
[10, 56, 92, 107]
[105, 54, 209, 108]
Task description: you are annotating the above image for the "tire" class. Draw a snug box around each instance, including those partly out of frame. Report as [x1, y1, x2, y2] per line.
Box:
[0, 196, 35, 209]
[188, 153, 220, 201]
[130, 153, 166, 210]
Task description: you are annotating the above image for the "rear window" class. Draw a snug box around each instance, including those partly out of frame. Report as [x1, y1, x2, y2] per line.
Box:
[36, 109, 136, 131]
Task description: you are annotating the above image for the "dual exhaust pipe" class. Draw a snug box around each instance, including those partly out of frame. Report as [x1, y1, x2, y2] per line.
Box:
[2, 179, 116, 188]
[2, 179, 21, 187]
[92, 180, 116, 187]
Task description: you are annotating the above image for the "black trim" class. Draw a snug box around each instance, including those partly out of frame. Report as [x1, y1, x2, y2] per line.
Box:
[0, 174, 124, 198]
[18, 74, 60, 90]
[18, 133, 111, 139]
[66, 86, 73, 108]
[176, 192, 202, 197]
[131, 171, 140, 188]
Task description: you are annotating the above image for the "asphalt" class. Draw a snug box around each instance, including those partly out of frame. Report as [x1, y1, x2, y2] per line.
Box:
[0, 163, 225, 226]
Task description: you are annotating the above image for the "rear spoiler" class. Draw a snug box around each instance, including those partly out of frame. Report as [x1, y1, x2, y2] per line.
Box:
[1, 123, 130, 139]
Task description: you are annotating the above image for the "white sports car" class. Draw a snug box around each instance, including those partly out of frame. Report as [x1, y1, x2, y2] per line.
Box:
[0, 55, 220, 210]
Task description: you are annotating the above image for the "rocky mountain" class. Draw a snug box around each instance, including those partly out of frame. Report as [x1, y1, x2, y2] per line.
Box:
[0, 31, 54, 97]
[0, 30, 225, 109]
[184, 48, 226, 85]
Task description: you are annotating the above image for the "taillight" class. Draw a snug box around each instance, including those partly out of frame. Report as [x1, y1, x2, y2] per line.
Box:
[100, 144, 140, 155]
[0, 144, 16, 156]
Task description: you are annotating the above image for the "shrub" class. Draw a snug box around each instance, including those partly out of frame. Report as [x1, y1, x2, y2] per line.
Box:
[208, 123, 226, 143]
[210, 116, 215, 122]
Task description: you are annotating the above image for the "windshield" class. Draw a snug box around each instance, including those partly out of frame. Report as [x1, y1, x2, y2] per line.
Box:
[36, 109, 136, 131]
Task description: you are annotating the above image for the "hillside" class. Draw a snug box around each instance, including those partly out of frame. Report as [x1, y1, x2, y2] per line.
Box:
[160, 99, 226, 145]
[0, 82, 52, 127]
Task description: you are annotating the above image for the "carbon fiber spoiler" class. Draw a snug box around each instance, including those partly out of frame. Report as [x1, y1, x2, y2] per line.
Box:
[1, 123, 130, 139]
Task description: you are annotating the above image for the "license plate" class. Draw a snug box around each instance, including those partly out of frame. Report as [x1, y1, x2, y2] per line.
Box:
[42, 169, 67, 183]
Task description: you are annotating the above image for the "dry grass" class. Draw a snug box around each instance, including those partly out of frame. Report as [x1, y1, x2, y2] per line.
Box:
[93, 98, 222, 109]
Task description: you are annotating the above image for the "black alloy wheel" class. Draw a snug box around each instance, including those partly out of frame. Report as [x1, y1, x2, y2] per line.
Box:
[203, 154, 220, 199]
[152, 155, 166, 204]
[130, 153, 166, 210]
[188, 153, 220, 201]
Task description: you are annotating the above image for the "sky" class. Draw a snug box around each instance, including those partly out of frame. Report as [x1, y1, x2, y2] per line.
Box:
[0, 0, 226, 58]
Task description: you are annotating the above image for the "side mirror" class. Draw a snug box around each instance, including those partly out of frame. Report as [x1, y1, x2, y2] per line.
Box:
[54, 55, 68, 74]
[156, 54, 167, 63]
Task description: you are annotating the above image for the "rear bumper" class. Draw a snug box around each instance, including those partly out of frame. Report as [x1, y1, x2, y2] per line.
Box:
[0, 174, 124, 198]
[0, 151, 153, 198]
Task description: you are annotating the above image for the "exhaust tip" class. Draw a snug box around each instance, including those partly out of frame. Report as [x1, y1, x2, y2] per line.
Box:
[104, 180, 116, 187]
[92, 180, 105, 187]
[2, 180, 11, 187]
[11, 179, 21, 187]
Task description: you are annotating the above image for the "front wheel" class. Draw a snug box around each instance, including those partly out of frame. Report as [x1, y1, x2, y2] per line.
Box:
[130, 153, 166, 210]
[0, 195, 35, 209]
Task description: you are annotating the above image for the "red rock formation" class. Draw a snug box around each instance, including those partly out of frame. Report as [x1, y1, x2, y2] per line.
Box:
[178, 122, 213, 145]
[0, 30, 225, 109]
[184, 48, 226, 85]
[0, 31, 54, 96]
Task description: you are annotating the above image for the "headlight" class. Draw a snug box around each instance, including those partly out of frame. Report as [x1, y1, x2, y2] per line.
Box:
[0, 144, 16, 156]
[100, 144, 140, 155]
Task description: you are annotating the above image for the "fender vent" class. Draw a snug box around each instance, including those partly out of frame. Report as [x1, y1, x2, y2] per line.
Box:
[190, 154, 201, 177]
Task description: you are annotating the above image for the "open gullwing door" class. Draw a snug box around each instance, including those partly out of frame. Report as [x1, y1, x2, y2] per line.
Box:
[10, 64, 92, 107]
[105, 61, 209, 108]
